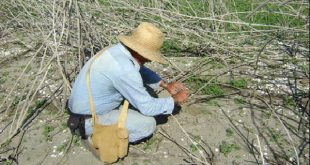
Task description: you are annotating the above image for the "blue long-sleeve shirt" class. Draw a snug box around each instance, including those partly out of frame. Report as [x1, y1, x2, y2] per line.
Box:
[68, 43, 174, 116]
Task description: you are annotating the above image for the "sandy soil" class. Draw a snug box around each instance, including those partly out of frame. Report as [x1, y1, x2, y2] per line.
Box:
[1, 56, 308, 165]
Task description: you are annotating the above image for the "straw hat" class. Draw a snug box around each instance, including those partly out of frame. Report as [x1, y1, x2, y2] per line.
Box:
[118, 22, 167, 64]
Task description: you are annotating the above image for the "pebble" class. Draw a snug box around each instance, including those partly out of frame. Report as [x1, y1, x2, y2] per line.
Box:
[50, 154, 57, 158]
[276, 109, 282, 112]
[164, 155, 168, 158]
[215, 148, 219, 152]
[180, 138, 184, 141]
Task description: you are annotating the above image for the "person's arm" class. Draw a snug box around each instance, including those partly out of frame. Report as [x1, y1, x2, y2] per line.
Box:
[113, 70, 174, 116]
[139, 66, 189, 104]
[139, 66, 162, 90]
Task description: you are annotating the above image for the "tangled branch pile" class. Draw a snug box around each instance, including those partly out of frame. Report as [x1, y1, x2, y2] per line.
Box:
[0, 0, 309, 164]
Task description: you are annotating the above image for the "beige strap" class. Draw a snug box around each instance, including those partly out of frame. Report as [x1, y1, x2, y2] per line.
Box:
[86, 47, 129, 126]
[118, 100, 129, 128]
[86, 58, 99, 124]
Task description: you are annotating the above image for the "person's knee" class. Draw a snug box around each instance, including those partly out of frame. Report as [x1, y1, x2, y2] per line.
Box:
[129, 116, 156, 142]
[143, 117, 156, 135]
[136, 116, 156, 137]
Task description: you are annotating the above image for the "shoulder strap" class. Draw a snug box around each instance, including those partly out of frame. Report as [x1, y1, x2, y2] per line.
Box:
[86, 57, 99, 124]
[118, 100, 129, 128]
[86, 47, 129, 127]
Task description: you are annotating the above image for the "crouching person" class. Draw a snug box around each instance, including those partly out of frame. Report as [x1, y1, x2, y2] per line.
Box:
[67, 22, 188, 163]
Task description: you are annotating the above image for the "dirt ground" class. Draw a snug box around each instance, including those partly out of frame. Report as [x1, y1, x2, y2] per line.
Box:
[16, 100, 256, 165]
[0, 56, 309, 165]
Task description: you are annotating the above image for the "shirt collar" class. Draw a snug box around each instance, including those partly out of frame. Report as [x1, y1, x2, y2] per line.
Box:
[118, 43, 140, 70]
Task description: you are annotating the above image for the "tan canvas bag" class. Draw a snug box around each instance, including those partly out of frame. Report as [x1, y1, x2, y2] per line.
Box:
[86, 48, 129, 163]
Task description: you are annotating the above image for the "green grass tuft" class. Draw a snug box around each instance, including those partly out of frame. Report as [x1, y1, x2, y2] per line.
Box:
[162, 40, 182, 54]
[204, 84, 224, 96]
[219, 141, 240, 156]
[234, 97, 246, 104]
[230, 78, 248, 89]
[226, 128, 234, 137]
[42, 125, 54, 141]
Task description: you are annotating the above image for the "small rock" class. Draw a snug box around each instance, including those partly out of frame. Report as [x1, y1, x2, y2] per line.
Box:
[50, 154, 57, 158]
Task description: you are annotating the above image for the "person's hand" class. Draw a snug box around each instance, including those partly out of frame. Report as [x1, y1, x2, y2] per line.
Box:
[160, 81, 189, 104]
[166, 82, 188, 95]
[172, 89, 189, 105]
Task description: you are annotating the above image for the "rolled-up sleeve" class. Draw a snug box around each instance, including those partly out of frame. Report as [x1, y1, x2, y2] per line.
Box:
[139, 66, 162, 90]
[112, 70, 174, 116]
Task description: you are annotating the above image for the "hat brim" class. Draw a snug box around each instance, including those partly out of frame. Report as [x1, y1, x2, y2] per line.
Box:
[118, 35, 168, 64]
